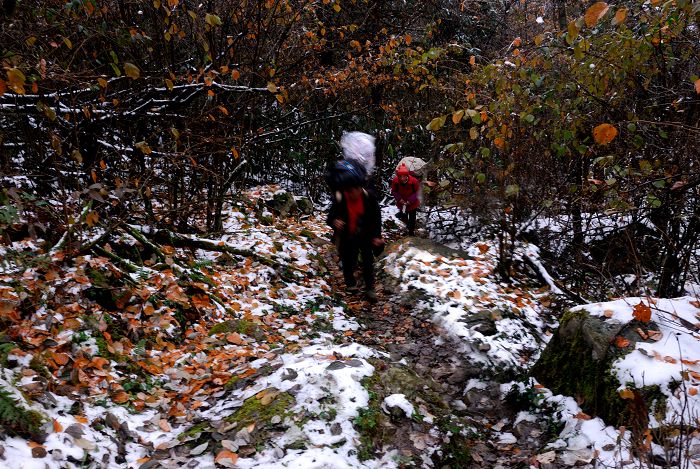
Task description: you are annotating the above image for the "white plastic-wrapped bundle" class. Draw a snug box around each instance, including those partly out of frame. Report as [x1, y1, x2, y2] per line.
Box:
[396, 156, 428, 177]
[340, 132, 376, 175]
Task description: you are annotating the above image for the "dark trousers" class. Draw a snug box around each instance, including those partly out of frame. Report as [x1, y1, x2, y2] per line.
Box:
[399, 209, 417, 235]
[406, 209, 417, 235]
[339, 237, 374, 290]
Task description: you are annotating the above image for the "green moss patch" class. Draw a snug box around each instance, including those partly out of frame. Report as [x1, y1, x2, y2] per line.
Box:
[0, 386, 47, 438]
[531, 309, 663, 428]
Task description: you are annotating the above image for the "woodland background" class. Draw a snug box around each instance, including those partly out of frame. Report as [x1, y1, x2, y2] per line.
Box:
[1, 0, 699, 300]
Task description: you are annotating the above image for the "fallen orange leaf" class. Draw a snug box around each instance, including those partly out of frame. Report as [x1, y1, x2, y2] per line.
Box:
[53, 419, 63, 433]
[632, 302, 652, 323]
[215, 450, 239, 466]
[112, 391, 130, 403]
[619, 388, 634, 399]
[614, 336, 630, 348]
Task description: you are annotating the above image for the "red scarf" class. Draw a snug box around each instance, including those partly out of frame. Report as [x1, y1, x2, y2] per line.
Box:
[345, 193, 364, 235]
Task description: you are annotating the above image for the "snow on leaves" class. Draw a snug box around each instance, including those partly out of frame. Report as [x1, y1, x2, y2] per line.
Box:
[382, 240, 558, 370]
[0, 186, 382, 468]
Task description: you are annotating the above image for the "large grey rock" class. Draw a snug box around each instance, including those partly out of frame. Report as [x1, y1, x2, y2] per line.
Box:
[532, 309, 659, 427]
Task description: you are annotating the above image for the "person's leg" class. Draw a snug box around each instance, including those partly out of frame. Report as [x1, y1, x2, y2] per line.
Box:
[407, 209, 417, 236]
[339, 239, 359, 289]
[359, 242, 377, 301]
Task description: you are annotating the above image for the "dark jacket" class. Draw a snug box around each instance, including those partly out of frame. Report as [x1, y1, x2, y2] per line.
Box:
[327, 190, 382, 243]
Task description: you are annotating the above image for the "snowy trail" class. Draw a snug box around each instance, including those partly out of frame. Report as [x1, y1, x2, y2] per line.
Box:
[320, 235, 557, 467]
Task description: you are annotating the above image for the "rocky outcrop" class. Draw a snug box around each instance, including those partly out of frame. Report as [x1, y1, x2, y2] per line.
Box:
[531, 309, 663, 427]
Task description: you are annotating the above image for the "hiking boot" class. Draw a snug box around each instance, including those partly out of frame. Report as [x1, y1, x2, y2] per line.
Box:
[365, 289, 377, 303]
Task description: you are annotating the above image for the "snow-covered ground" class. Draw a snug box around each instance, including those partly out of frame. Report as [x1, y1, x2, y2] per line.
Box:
[3, 186, 700, 468]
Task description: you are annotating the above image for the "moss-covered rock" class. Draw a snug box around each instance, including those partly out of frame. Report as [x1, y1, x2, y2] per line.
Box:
[225, 390, 293, 429]
[208, 319, 263, 340]
[295, 197, 314, 215]
[354, 361, 452, 463]
[262, 191, 297, 217]
[531, 309, 662, 427]
[382, 236, 474, 263]
[0, 386, 47, 439]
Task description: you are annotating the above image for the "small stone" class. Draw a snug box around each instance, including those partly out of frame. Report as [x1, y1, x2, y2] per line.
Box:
[139, 461, 161, 469]
[189, 442, 208, 456]
[447, 368, 469, 385]
[477, 342, 492, 352]
[63, 423, 85, 438]
[238, 445, 256, 457]
[105, 412, 121, 430]
[236, 427, 252, 444]
[326, 361, 346, 371]
[32, 447, 47, 458]
[345, 359, 363, 367]
[270, 415, 282, 425]
[330, 423, 342, 436]
[51, 449, 63, 461]
[281, 369, 298, 381]
[273, 447, 285, 458]
[221, 440, 239, 451]
[0, 445, 5, 459]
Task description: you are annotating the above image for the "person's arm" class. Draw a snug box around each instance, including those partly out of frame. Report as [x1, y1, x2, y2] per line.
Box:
[390, 178, 402, 201]
[327, 197, 341, 227]
[404, 179, 420, 205]
[369, 196, 382, 240]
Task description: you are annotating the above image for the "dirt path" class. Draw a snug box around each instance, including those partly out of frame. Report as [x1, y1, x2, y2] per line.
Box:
[319, 235, 555, 468]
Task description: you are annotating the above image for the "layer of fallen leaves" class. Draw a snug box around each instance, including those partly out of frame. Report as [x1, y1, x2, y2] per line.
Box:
[0, 187, 338, 466]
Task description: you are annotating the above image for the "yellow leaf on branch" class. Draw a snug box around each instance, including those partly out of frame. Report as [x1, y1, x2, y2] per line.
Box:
[124, 63, 140, 79]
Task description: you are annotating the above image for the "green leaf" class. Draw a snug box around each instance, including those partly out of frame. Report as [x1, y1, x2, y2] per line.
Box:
[109, 63, 122, 77]
[646, 195, 662, 208]
[524, 114, 535, 124]
[205, 13, 222, 26]
[505, 184, 520, 198]
[426, 115, 446, 131]
[476, 173, 486, 183]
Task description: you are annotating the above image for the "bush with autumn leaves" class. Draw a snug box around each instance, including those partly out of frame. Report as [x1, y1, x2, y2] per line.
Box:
[0, 0, 698, 298]
[425, 0, 699, 297]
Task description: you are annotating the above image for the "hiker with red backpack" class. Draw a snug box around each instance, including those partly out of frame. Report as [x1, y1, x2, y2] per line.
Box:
[326, 133, 384, 302]
[391, 163, 421, 236]
[326, 159, 384, 302]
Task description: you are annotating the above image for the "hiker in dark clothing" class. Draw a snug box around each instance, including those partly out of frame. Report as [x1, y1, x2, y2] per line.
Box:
[327, 169, 384, 302]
